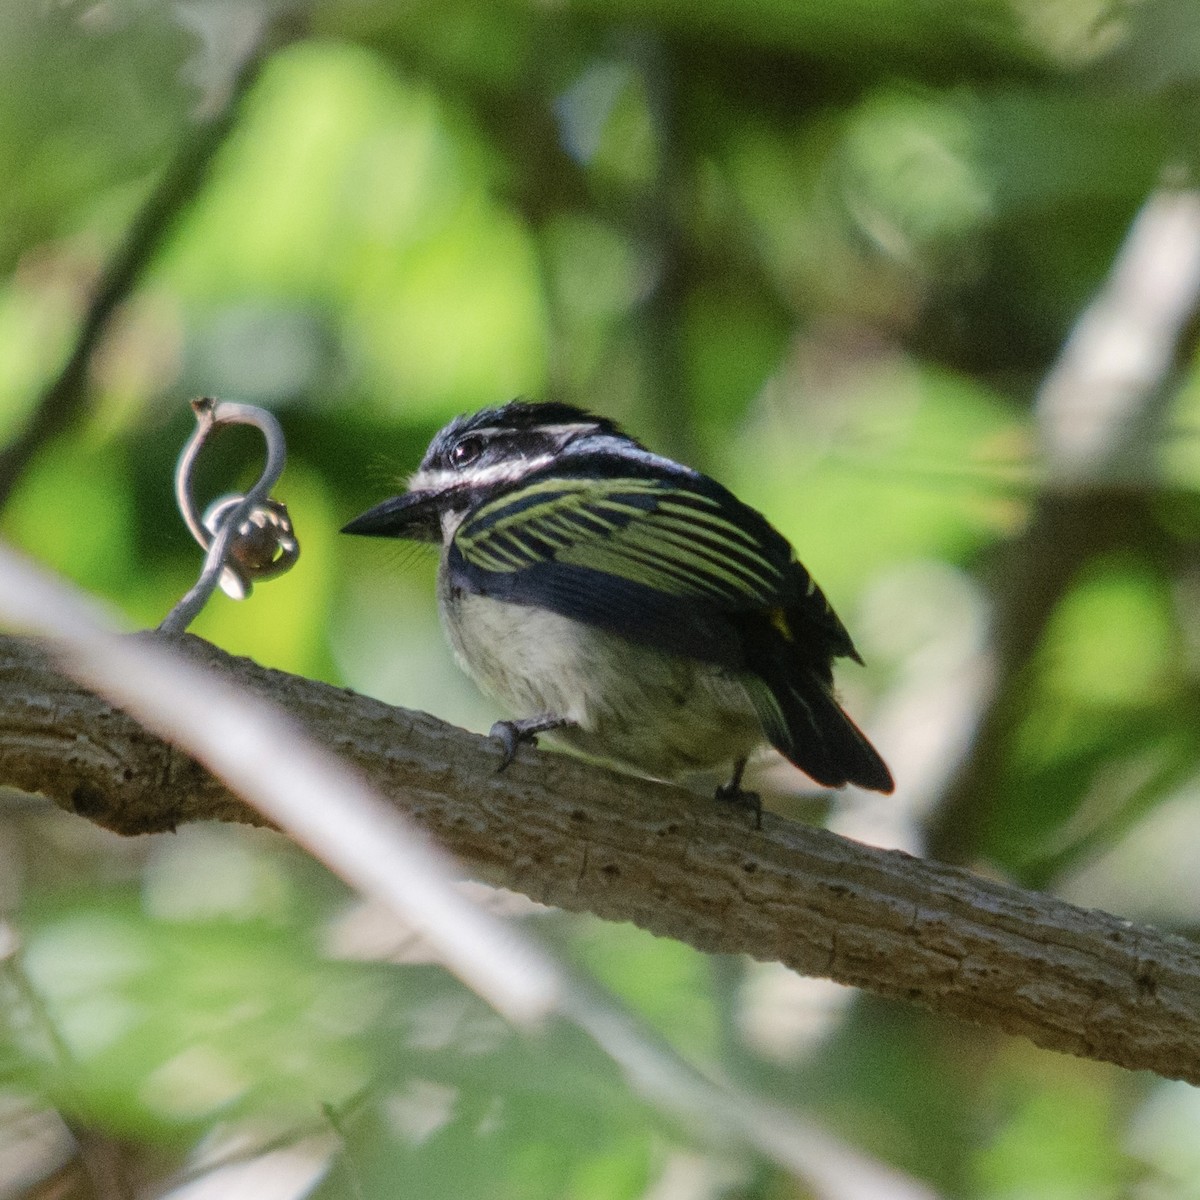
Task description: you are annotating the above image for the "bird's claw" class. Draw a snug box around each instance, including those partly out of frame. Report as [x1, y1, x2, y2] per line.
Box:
[489, 720, 527, 771]
[488, 714, 571, 771]
[715, 781, 763, 829]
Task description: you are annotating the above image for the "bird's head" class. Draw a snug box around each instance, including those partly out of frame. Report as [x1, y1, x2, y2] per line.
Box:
[341, 400, 644, 543]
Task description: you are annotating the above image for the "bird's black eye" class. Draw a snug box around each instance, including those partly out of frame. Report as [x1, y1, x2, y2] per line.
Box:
[448, 435, 484, 469]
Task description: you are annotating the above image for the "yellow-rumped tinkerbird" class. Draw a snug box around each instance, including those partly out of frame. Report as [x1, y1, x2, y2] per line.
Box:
[343, 401, 893, 818]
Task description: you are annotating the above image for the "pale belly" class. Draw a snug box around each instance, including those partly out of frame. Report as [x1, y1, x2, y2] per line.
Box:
[439, 577, 763, 779]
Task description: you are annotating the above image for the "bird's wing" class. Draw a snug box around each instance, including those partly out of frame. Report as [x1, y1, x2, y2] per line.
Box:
[451, 467, 891, 791]
[448, 469, 846, 666]
[456, 473, 785, 603]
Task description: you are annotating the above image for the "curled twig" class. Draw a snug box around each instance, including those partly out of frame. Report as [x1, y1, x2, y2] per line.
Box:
[160, 398, 299, 634]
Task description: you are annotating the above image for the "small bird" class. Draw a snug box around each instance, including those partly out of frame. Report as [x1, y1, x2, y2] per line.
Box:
[343, 401, 892, 817]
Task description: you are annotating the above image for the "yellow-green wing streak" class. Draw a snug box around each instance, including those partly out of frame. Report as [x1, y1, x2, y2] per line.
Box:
[453, 474, 787, 608]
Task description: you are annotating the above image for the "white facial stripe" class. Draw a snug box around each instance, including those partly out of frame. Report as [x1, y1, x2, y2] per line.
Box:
[409, 454, 556, 493]
[461, 421, 597, 443]
[531, 422, 601, 440]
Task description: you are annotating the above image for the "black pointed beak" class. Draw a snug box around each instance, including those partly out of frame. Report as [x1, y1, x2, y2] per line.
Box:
[341, 491, 443, 542]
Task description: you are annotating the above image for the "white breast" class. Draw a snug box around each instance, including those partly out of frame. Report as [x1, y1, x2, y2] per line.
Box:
[438, 567, 763, 779]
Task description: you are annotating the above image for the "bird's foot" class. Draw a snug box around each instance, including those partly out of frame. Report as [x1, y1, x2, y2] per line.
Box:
[488, 715, 571, 771]
[714, 759, 761, 829]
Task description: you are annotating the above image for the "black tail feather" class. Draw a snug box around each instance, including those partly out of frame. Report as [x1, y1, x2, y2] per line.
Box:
[751, 671, 893, 793]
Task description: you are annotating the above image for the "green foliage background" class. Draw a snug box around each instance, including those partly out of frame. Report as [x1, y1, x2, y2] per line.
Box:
[3, 0, 1200, 1195]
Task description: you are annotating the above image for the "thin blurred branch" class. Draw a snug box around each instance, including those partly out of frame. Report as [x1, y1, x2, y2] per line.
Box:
[926, 189, 1200, 864]
[0, 628, 1198, 1088]
[54, 1130, 133, 1200]
[3, 933, 137, 1200]
[0, 17, 292, 511]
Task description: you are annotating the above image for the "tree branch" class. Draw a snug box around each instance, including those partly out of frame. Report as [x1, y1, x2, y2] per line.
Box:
[0, 549, 937, 1200]
[1, 632, 1197, 1083]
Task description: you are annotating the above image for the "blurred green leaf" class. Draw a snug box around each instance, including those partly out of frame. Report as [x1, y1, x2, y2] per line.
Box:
[313, 968, 658, 1200]
[987, 557, 1198, 878]
[729, 359, 1024, 598]
[1, 436, 136, 594]
[976, 1054, 1127, 1200]
[156, 40, 549, 416]
[1040, 557, 1176, 707]
[0, 0, 192, 270]
[6, 898, 381, 1139]
[561, 919, 720, 1062]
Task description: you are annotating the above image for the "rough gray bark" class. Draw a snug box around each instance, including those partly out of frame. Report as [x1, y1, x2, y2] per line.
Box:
[1, 632, 1197, 1083]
